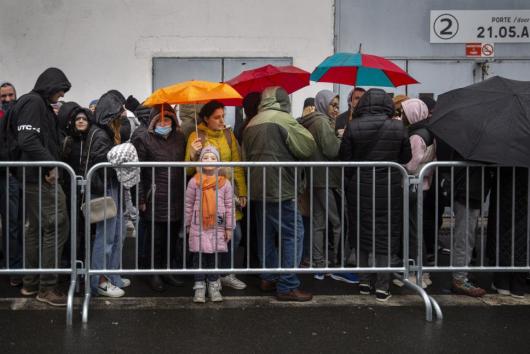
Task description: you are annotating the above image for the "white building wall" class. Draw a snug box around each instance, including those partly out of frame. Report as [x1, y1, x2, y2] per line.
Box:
[0, 0, 335, 117]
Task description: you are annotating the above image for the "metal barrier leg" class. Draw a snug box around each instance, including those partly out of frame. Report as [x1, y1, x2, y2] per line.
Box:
[402, 278, 433, 322]
[428, 295, 443, 321]
[66, 267, 77, 326]
[82, 291, 91, 324]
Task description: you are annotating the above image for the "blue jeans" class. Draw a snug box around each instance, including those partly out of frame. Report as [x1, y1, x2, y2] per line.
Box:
[90, 181, 125, 292]
[0, 173, 22, 269]
[255, 200, 304, 294]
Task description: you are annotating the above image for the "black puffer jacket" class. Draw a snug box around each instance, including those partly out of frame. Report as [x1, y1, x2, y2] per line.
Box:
[340, 89, 412, 255]
[132, 104, 186, 222]
[12, 68, 71, 182]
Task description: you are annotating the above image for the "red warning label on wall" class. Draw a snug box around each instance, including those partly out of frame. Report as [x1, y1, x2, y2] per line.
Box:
[465, 43, 482, 57]
[465, 43, 495, 57]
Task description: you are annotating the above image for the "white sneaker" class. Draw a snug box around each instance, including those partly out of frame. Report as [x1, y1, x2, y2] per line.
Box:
[221, 274, 247, 290]
[208, 279, 223, 302]
[491, 283, 511, 296]
[97, 281, 125, 298]
[121, 278, 131, 288]
[422, 273, 432, 287]
[393, 275, 428, 289]
[193, 281, 206, 303]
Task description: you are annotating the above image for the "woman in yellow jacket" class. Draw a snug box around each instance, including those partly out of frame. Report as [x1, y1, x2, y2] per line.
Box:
[185, 100, 248, 290]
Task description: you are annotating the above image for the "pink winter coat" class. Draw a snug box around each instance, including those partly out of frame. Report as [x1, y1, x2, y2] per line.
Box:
[402, 99, 436, 190]
[184, 177, 234, 253]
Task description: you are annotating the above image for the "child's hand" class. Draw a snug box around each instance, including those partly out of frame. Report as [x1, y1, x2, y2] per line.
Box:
[224, 229, 232, 242]
[186, 225, 190, 235]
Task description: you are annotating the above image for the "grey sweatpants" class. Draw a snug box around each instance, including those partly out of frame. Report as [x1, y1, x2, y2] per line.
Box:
[310, 188, 342, 267]
[452, 200, 481, 281]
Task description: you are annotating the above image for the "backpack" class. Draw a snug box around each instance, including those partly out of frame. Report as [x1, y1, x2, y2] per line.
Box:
[413, 127, 435, 147]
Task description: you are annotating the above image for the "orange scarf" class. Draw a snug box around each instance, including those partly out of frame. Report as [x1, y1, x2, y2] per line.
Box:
[194, 173, 226, 229]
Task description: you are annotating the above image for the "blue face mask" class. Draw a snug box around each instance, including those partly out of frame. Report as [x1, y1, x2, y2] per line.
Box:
[154, 125, 172, 136]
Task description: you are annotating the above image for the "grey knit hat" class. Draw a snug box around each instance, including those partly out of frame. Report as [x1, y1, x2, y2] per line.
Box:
[199, 145, 220, 161]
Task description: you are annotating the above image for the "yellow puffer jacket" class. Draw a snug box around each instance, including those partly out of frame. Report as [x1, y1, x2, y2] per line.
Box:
[185, 123, 247, 220]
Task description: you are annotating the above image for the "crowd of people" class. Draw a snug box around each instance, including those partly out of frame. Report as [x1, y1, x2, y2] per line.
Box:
[0, 67, 527, 307]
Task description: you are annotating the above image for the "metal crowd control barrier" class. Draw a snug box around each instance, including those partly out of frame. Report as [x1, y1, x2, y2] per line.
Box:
[82, 161, 439, 323]
[416, 162, 529, 314]
[0, 162, 78, 325]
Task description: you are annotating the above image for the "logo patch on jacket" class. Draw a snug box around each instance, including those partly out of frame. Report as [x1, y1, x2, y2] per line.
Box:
[18, 125, 40, 133]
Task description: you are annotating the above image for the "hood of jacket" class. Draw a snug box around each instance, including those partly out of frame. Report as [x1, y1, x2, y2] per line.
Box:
[297, 111, 330, 129]
[258, 86, 291, 114]
[32, 67, 71, 100]
[95, 91, 125, 126]
[148, 103, 178, 132]
[134, 104, 152, 127]
[353, 88, 394, 118]
[57, 101, 80, 134]
[315, 90, 337, 118]
[402, 98, 429, 125]
[67, 106, 94, 136]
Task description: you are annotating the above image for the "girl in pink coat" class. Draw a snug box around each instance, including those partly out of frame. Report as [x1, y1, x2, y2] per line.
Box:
[184, 146, 234, 303]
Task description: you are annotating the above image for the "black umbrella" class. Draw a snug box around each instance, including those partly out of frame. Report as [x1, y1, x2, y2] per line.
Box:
[428, 76, 530, 167]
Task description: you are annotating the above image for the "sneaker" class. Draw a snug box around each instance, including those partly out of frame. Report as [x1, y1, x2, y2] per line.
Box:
[121, 278, 131, 288]
[221, 274, 247, 290]
[359, 283, 372, 295]
[452, 279, 486, 297]
[491, 283, 510, 296]
[97, 281, 125, 298]
[375, 289, 391, 302]
[510, 292, 525, 300]
[36, 288, 67, 307]
[208, 279, 223, 302]
[329, 273, 359, 284]
[313, 273, 326, 280]
[409, 275, 427, 289]
[20, 286, 38, 296]
[422, 273, 433, 287]
[193, 281, 206, 303]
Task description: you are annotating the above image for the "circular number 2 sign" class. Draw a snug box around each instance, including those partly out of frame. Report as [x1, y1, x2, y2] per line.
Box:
[434, 14, 459, 40]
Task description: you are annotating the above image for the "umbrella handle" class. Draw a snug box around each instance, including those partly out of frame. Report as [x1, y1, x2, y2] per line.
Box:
[194, 103, 199, 138]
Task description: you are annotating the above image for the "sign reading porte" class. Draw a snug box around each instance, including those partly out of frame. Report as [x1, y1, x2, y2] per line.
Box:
[431, 10, 530, 43]
[465, 43, 495, 57]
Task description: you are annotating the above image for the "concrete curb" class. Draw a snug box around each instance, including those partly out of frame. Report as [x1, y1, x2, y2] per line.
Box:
[1, 294, 529, 311]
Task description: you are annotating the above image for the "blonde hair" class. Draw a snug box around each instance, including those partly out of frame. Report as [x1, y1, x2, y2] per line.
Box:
[110, 118, 121, 145]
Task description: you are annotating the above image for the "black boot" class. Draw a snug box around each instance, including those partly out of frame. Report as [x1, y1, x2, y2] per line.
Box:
[149, 275, 166, 292]
[163, 274, 185, 287]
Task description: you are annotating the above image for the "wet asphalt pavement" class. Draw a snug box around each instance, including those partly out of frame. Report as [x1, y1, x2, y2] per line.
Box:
[1, 305, 530, 353]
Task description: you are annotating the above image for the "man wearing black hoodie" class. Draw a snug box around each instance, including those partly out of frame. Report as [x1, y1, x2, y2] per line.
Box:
[11, 68, 71, 306]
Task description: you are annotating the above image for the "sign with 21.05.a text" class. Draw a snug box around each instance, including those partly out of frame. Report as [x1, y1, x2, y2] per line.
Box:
[430, 10, 530, 43]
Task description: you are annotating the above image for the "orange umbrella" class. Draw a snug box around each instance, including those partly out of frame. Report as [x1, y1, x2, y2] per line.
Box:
[144, 80, 243, 106]
[144, 80, 243, 136]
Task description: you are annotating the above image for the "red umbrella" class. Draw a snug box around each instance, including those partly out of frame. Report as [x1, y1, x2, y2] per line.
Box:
[226, 64, 310, 96]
